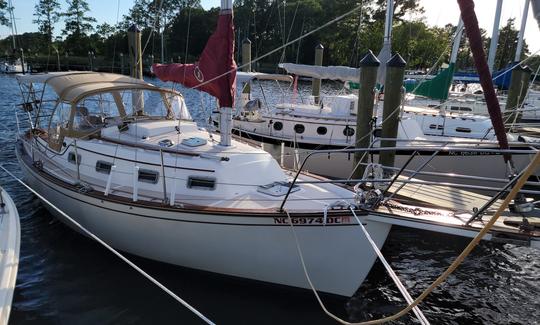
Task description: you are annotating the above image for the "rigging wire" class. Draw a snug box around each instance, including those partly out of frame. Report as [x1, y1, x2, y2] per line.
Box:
[0, 165, 216, 325]
[110, 0, 122, 73]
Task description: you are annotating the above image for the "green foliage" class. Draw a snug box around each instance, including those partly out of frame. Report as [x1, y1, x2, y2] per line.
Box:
[62, 0, 97, 56]
[493, 18, 529, 70]
[0, 0, 8, 26]
[33, 0, 61, 48]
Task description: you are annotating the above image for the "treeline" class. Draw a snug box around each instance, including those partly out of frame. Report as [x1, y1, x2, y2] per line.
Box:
[0, 0, 537, 73]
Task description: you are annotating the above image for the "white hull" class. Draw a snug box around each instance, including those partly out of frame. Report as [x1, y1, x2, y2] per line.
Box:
[0, 186, 20, 323]
[18, 150, 391, 297]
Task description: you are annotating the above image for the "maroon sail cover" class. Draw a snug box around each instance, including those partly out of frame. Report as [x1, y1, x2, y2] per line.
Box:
[152, 9, 237, 108]
[457, 0, 510, 162]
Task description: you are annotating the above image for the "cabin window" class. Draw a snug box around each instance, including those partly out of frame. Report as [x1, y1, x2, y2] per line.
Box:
[187, 176, 216, 190]
[68, 152, 81, 165]
[429, 124, 444, 130]
[316, 126, 327, 135]
[343, 126, 355, 137]
[95, 160, 113, 174]
[273, 121, 283, 131]
[293, 124, 305, 134]
[138, 169, 159, 184]
[455, 127, 471, 133]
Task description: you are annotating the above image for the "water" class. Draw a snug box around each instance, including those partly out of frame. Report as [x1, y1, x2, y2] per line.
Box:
[0, 74, 538, 324]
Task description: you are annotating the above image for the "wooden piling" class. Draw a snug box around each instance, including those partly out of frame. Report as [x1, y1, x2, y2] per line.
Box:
[379, 53, 406, 175]
[128, 24, 143, 80]
[242, 38, 252, 96]
[353, 50, 380, 179]
[312, 44, 324, 104]
[505, 64, 533, 124]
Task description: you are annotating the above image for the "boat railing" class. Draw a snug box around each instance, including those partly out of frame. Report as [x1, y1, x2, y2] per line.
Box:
[278, 145, 540, 211]
[17, 122, 540, 209]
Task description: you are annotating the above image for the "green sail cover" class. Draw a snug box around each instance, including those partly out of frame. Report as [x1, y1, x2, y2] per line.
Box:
[410, 63, 455, 100]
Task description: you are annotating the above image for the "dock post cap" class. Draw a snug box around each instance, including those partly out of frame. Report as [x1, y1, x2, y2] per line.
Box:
[387, 53, 406, 68]
[242, 38, 252, 44]
[315, 43, 324, 50]
[359, 50, 381, 67]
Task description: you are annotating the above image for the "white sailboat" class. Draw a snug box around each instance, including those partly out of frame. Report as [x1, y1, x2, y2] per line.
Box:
[1, 0, 26, 74]
[10, 0, 540, 302]
[0, 186, 21, 323]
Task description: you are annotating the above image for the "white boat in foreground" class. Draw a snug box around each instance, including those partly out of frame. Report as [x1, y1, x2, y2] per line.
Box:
[0, 186, 21, 323]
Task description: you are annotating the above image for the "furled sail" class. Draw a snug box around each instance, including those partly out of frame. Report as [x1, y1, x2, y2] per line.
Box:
[457, 0, 510, 162]
[152, 2, 236, 108]
[278, 63, 359, 82]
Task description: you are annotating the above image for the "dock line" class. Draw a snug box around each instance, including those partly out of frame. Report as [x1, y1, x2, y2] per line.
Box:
[0, 165, 215, 325]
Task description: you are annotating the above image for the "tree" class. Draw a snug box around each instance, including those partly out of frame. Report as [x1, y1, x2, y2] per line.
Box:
[0, 0, 8, 26]
[62, 0, 97, 56]
[33, 0, 61, 48]
[493, 18, 529, 71]
[62, 0, 96, 37]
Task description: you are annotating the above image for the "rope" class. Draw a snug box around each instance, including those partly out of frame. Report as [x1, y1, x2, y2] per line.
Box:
[0, 165, 216, 325]
[300, 151, 540, 324]
[349, 208, 429, 325]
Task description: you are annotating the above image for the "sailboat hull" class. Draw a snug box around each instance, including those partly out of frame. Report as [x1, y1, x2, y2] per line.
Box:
[17, 147, 391, 297]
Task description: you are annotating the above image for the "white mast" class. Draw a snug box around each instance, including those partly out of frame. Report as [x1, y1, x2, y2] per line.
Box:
[487, 0, 503, 72]
[450, 18, 464, 64]
[515, 0, 531, 62]
[376, 0, 394, 86]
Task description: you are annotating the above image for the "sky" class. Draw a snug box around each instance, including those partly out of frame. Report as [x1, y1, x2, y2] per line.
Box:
[2, 0, 539, 54]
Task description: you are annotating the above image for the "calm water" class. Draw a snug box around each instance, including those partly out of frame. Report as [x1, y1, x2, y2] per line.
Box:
[0, 74, 538, 324]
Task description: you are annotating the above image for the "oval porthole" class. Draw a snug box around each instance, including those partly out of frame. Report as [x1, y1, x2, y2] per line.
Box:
[343, 126, 355, 137]
[316, 126, 327, 135]
[273, 121, 283, 131]
[294, 124, 305, 134]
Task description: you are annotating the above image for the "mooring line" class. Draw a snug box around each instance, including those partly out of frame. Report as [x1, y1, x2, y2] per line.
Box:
[285, 209, 429, 325]
[0, 165, 215, 325]
[349, 208, 429, 325]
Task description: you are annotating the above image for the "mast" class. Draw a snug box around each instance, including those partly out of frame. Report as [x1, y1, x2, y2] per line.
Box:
[8, 0, 16, 50]
[376, 0, 394, 86]
[450, 18, 464, 64]
[487, 0, 503, 73]
[514, 0, 531, 62]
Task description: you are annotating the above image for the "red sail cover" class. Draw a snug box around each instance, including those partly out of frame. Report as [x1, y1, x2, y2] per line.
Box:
[152, 9, 237, 108]
[457, 0, 510, 162]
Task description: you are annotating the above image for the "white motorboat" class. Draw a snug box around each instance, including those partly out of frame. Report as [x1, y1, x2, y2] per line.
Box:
[0, 186, 21, 323]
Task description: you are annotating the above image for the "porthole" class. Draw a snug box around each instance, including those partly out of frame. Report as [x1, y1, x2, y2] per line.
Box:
[273, 121, 283, 131]
[187, 176, 216, 190]
[138, 169, 159, 184]
[68, 152, 81, 165]
[293, 124, 305, 134]
[95, 160, 113, 174]
[455, 127, 471, 133]
[343, 126, 355, 137]
[316, 126, 327, 135]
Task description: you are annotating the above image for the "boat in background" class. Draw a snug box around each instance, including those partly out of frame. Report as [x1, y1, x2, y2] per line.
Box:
[0, 186, 21, 323]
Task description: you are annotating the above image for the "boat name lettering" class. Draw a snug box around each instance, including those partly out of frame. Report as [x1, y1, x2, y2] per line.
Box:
[273, 216, 352, 225]
[448, 151, 498, 156]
